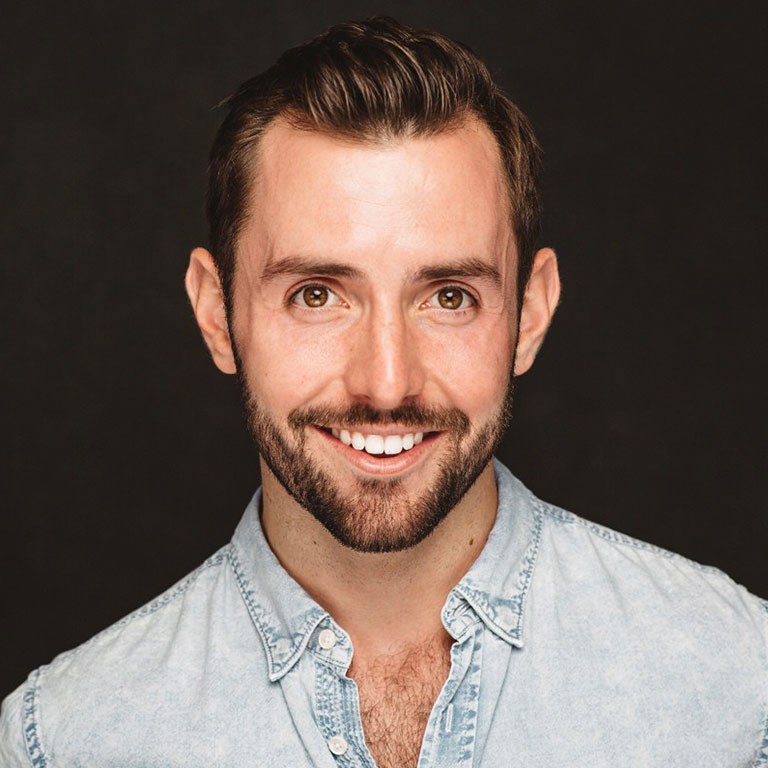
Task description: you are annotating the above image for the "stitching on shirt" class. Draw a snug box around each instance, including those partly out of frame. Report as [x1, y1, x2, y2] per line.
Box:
[510, 491, 544, 629]
[16, 549, 226, 765]
[22, 668, 48, 768]
[534, 497, 722, 574]
[453, 614, 483, 643]
[227, 548, 268, 635]
[749, 601, 768, 767]
[226, 547, 325, 678]
[307, 645, 349, 672]
[314, 662, 358, 760]
[455, 497, 543, 643]
[227, 547, 279, 670]
[31, 550, 228, 671]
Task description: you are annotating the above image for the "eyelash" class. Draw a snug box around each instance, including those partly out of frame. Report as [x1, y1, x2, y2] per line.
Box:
[288, 283, 478, 311]
[289, 283, 345, 309]
[424, 286, 478, 312]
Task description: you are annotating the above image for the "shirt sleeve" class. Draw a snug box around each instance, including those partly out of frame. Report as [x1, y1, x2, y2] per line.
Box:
[751, 601, 768, 767]
[0, 677, 35, 767]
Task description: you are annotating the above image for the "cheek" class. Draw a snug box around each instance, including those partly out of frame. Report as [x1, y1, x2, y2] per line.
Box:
[419, 318, 514, 416]
[243, 313, 347, 405]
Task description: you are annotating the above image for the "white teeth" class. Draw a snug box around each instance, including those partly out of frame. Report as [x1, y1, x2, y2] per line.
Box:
[364, 434, 385, 454]
[331, 428, 425, 454]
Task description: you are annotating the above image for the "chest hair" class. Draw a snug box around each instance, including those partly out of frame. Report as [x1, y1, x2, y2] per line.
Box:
[348, 633, 454, 768]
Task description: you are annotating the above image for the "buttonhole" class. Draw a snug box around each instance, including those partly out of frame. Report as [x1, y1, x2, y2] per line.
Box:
[444, 703, 454, 734]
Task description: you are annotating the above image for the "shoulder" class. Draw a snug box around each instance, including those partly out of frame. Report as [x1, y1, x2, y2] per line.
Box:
[532, 493, 768, 626]
[530, 491, 768, 679]
[531, 494, 766, 588]
[0, 682, 29, 767]
[523, 492, 768, 763]
[36, 546, 233, 681]
[0, 546, 258, 764]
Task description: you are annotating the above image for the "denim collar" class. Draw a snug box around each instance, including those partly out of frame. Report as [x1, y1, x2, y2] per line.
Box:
[230, 458, 543, 681]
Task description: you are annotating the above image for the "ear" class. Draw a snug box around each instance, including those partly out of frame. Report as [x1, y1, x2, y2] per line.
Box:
[514, 247, 561, 376]
[185, 247, 237, 375]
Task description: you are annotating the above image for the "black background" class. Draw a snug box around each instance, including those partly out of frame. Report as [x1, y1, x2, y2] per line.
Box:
[1, 1, 766, 697]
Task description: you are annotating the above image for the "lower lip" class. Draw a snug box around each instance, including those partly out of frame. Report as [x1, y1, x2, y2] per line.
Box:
[312, 427, 442, 476]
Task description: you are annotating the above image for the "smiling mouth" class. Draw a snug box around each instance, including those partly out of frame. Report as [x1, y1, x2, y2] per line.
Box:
[315, 426, 440, 457]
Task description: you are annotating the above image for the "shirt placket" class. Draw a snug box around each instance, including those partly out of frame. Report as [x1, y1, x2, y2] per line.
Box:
[311, 621, 377, 768]
[309, 601, 484, 768]
[417, 598, 484, 768]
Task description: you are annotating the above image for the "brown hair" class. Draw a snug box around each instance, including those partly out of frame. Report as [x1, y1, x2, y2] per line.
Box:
[206, 16, 542, 316]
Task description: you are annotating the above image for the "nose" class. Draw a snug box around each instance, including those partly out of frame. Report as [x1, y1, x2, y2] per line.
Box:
[343, 303, 426, 411]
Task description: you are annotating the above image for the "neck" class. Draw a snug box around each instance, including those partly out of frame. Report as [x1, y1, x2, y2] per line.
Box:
[260, 461, 498, 656]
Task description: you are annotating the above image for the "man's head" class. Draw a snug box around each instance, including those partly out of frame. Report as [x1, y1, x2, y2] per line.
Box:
[205, 16, 543, 320]
[186, 17, 560, 552]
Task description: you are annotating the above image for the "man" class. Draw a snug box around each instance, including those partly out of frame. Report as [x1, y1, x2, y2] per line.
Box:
[1, 16, 766, 767]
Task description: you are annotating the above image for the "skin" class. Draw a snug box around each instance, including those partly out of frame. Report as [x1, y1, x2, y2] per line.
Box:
[185, 115, 560, 659]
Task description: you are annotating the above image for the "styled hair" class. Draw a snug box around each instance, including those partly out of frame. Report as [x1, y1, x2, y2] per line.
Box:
[206, 16, 542, 316]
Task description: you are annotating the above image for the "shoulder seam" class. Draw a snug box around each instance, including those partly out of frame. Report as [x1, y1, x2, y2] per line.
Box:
[42, 548, 229, 668]
[22, 668, 48, 767]
[18, 549, 230, 764]
[536, 499, 721, 575]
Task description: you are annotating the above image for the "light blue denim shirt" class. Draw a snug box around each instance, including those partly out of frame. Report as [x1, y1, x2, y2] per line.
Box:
[2, 460, 767, 766]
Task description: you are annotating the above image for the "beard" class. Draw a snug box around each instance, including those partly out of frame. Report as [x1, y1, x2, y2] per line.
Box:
[235, 362, 515, 553]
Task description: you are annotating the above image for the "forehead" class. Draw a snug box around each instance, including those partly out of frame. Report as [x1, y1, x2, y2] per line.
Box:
[239, 116, 513, 273]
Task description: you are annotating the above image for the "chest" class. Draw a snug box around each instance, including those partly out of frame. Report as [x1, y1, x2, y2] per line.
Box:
[349, 637, 453, 768]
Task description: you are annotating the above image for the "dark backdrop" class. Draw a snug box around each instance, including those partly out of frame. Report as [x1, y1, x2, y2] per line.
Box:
[1, 1, 765, 697]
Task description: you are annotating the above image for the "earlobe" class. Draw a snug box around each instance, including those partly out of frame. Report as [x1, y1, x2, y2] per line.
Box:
[185, 247, 237, 375]
[514, 247, 561, 376]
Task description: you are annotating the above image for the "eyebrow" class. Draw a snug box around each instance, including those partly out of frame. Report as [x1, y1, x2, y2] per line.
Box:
[260, 256, 365, 283]
[259, 255, 502, 288]
[409, 259, 502, 289]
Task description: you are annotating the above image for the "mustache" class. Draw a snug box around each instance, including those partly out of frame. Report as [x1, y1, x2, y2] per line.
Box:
[288, 403, 471, 437]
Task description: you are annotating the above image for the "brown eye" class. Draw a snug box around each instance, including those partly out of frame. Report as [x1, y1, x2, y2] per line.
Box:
[301, 286, 329, 307]
[437, 287, 468, 310]
[291, 283, 343, 311]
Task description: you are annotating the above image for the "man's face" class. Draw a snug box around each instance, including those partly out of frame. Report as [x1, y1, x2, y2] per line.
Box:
[228, 118, 520, 552]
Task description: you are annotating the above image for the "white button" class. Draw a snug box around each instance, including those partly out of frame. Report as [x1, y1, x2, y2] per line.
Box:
[327, 734, 348, 755]
[318, 628, 337, 650]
